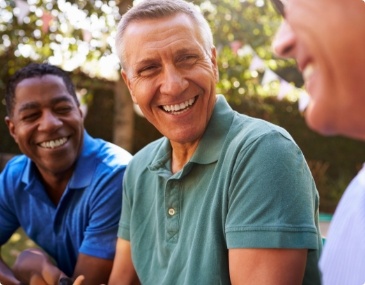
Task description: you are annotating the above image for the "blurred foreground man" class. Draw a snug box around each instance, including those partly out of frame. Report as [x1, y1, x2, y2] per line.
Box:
[271, 0, 365, 284]
[0, 63, 132, 285]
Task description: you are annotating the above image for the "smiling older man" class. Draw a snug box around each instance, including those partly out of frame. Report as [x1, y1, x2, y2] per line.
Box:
[108, 1, 322, 284]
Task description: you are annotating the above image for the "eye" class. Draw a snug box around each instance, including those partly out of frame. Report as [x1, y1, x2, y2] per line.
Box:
[56, 107, 72, 114]
[138, 65, 160, 77]
[177, 54, 199, 67]
[54, 103, 73, 114]
[22, 112, 40, 122]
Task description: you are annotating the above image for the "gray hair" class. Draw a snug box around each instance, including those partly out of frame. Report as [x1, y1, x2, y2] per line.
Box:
[115, 0, 214, 69]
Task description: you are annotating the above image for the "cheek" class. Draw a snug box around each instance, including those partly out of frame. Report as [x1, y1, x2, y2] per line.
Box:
[8, 124, 26, 144]
[130, 82, 154, 106]
[12, 130, 31, 151]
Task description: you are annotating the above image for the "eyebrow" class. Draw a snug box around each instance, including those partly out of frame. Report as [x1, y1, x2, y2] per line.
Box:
[17, 95, 74, 113]
[133, 47, 201, 67]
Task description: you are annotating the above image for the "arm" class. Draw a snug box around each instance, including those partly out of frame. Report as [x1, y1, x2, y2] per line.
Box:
[72, 253, 113, 285]
[108, 238, 140, 285]
[229, 248, 307, 285]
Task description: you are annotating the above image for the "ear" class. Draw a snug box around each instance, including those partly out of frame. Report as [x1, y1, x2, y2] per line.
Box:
[210, 46, 219, 82]
[121, 69, 137, 104]
[5, 116, 19, 144]
[78, 106, 85, 119]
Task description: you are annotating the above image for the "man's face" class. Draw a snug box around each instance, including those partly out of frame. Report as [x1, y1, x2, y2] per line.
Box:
[6, 75, 84, 178]
[272, 0, 365, 140]
[121, 13, 218, 146]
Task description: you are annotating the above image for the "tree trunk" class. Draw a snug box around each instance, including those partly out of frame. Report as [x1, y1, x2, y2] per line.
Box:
[113, 0, 135, 153]
[113, 78, 134, 153]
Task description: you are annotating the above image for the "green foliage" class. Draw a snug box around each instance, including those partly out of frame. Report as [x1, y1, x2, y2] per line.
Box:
[1, 228, 37, 266]
[0, 0, 120, 88]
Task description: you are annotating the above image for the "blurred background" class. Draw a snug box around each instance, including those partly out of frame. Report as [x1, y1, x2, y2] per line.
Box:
[1, 0, 364, 266]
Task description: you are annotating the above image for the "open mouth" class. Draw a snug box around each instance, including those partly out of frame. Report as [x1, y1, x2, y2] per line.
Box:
[38, 137, 68, 149]
[161, 96, 197, 114]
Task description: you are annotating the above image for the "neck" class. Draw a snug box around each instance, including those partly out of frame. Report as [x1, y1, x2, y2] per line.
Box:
[170, 140, 199, 174]
[37, 168, 73, 205]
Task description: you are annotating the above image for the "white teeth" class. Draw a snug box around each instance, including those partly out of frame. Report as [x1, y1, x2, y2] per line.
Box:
[162, 97, 196, 113]
[303, 64, 314, 81]
[39, 137, 68, 149]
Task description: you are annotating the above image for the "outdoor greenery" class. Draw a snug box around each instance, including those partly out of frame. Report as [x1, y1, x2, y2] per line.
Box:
[2, 229, 37, 267]
[1, 0, 364, 267]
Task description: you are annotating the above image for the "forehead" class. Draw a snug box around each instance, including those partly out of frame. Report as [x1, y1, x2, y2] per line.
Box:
[16, 74, 66, 90]
[123, 14, 203, 62]
[14, 75, 72, 108]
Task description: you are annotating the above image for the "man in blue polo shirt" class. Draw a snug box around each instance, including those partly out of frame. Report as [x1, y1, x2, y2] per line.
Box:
[0, 63, 132, 285]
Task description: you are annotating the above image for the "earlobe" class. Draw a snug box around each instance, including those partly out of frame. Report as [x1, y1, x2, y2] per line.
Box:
[121, 70, 137, 104]
[5, 116, 18, 143]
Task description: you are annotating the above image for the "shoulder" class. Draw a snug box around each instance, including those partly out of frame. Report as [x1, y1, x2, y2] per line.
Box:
[98, 140, 133, 166]
[0, 155, 29, 194]
[228, 113, 299, 153]
[124, 138, 166, 175]
[0, 155, 28, 178]
[132, 137, 167, 163]
[84, 134, 133, 168]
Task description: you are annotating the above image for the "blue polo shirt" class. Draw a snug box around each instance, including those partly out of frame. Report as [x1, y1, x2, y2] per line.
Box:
[0, 131, 132, 276]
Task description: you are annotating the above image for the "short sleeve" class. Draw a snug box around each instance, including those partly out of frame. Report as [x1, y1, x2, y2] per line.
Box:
[79, 166, 126, 259]
[225, 130, 319, 249]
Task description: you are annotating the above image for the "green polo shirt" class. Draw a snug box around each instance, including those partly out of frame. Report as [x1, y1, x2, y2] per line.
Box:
[119, 95, 322, 284]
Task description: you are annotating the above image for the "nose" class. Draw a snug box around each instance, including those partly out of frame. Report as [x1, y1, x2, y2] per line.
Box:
[272, 20, 296, 58]
[159, 65, 189, 95]
[38, 110, 63, 131]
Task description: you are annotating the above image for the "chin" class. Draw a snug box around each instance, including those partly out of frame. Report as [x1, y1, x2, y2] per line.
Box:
[304, 108, 337, 137]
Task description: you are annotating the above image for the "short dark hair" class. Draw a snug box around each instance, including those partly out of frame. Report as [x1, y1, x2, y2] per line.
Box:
[5, 63, 79, 117]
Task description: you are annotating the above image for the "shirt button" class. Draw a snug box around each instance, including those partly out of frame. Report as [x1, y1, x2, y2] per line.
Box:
[168, 208, 175, 216]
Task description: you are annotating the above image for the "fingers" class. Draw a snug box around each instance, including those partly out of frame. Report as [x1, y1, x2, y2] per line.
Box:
[29, 273, 48, 285]
[41, 262, 64, 284]
[72, 275, 85, 285]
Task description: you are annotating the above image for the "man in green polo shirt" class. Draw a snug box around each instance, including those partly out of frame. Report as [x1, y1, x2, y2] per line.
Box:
[109, 0, 322, 284]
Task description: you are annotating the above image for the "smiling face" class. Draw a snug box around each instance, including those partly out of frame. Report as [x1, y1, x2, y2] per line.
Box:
[6, 75, 84, 179]
[272, 0, 365, 140]
[121, 13, 218, 147]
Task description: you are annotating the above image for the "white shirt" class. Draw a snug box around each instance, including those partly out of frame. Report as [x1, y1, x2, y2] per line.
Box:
[320, 164, 365, 285]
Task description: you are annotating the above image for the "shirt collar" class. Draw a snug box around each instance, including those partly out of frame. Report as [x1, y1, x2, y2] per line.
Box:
[190, 95, 234, 165]
[149, 95, 234, 176]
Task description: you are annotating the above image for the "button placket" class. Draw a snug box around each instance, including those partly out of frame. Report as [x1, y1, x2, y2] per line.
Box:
[165, 180, 180, 242]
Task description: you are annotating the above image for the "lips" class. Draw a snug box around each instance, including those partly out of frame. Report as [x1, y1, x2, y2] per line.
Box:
[161, 96, 197, 114]
[38, 137, 68, 149]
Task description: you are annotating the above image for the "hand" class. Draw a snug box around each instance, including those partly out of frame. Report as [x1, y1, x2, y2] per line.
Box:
[59, 276, 85, 285]
[12, 248, 65, 284]
[71, 275, 85, 285]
